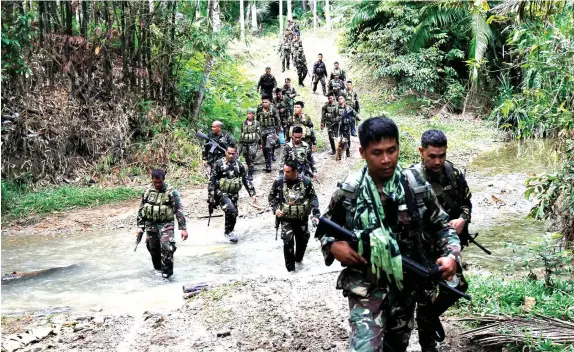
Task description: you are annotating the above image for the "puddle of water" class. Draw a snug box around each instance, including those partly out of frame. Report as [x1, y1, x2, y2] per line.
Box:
[468, 139, 558, 176]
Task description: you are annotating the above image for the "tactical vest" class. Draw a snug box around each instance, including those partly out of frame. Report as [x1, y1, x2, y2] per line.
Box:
[289, 115, 311, 137]
[336, 106, 352, 126]
[288, 141, 310, 165]
[280, 177, 311, 220]
[314, 62, 326, 75]
[324, 103, 337, 124]
[292, 40, 302, 52]
[241, 121, 259, 143]
[258, 109, 277, 128]
[218, 161, 243, 195]
[331, 79, 343, 93]
[142, 186, 175, 222]
[332, 68, 344, 78]
[416, 161, 462, 219]
[274, 98, 290, 119]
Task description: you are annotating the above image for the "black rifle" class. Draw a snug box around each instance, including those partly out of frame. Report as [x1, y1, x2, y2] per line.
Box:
[196, 131, 227, 155]
[465, 232, 492, 255]
[315, 216, 471, 301]
[134, 230, 144, 252]
[275, 177, 285, 241]
[206, 197, 218, 226]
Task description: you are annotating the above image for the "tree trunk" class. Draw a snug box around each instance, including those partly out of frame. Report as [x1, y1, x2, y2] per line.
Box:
[301, 0, 307, 12]
[81, 1, 88, 37]
[38, 1, 45, 47]
[250, 2, 257, 30]
[192, 0, 220, 120]
[279, 0, 283, 35]
[287, 0, 292, 20]
[65, 0, 73, 35]
[240, 0, 245, 41]
[325, 0, 330, 31]
[312, 0, 317, 33]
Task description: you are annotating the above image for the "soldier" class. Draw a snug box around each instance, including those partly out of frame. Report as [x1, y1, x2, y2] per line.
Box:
[257, 95, 282, 172]
[281, 126, 317, 181]
[291, 34, 303, 62]
[269, 160, 320, 272]
[408, 129, 473, 351]
[287, 101, 317, 151]
[283, 78, 298, 105]
[329, 61, 347, 83]
[208, 146, 257, 243]
[343, 81, 360, 136]
[320, 92, 338, 155]
[202, 120, 235, 170]
[238, 108, 261, 181]
[280, 35, 292, 72]
[136, 169, 188, 278]
[328, 73, 345, 98]
[293, 50, 308, 87]
[316, 116, 462, 352]
[333, 95, 360, 159]
[273, 88, 292, 132]
[257, 67, 277, 98]
[312, 53, 328, 95]
[292, 19, 301, 36]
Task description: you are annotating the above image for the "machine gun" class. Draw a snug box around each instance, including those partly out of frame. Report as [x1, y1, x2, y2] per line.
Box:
[134, 230, 144, 252]
[196, 131, 227, 156]
[315, 216, 472, 301]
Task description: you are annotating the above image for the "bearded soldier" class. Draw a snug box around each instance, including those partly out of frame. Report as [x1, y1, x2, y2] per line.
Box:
[294, 50, 308, 87]
[269, 160, 320, 272]
[202, 121, 235, 170]
[257, 67, 277, 98]
[312, 53, 328, 95]
[321, 92, 338, 155]
[137, 169, 188, 278]
[209, 146, 257, 243]
[316, 116, 463, 352]
[257, 95, 282, 172]
[238, 108, 261, 181]
[333, 95, 360, 159]
[280, 35, 292, 72]
[281, 126, 317, 181]
[329, 61, 347, 83]
[328, 73, 345, 98]
[342, 81, 360, 136]
[287, 101, 316, 151]
[273, 88, 292, 132]
[408, 129, 473, 351]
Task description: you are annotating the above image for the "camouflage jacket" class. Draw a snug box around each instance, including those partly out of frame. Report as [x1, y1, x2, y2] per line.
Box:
[137, 183, 186, 230]
[256, 106, 281, 132]
[318, 165, 461, 291]
[412, 161, 472, 224]
[281, 140, 317, 175]
[294, 51, 308, 68]
[321, 102, 338, 126]
[268, 175, 320, 218]
[287, 113, 316, 146]
[333, 104, 359, 134]
[202, 131, 235, 165]
[342, 89, 359, 113]
[291, 39, 303, 54]
[280, 38, 292, 53]
[208, 158, 256, 199]
[273, 95, 292, 124]
[328, 78, 345, 96]
[282, 85, 298, 102]
[330, 67, 346, 82]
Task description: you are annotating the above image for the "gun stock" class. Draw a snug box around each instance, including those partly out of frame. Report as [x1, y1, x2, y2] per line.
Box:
[315, 217, 471, 301]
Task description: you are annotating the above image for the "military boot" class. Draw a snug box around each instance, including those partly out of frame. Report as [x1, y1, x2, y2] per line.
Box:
[247, 167, 254, 181]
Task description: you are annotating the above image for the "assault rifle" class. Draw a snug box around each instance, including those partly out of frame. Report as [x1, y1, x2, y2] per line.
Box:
[311, 74, 316, 92]
[463, 231, 492, 255]
[196, 131, 227, 155]
[315, 216, 472, 301]
[135, 230, 144, 252]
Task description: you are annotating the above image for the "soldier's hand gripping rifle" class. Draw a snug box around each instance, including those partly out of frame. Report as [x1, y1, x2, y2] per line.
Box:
[135, 230, 144, 252]
[315, 216, 472, 301]
[196, 131, 227, 156]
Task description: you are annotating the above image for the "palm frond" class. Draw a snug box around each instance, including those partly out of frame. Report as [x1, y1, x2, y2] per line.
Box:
[469, 1, 493, 82]
[409, 1, 466, 51]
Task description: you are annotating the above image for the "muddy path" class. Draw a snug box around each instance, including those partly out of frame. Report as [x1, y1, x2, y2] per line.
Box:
[1, 31, 553, 352]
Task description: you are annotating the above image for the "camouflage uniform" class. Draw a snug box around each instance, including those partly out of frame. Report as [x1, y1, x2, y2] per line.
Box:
[287, 113, 316, 148]
[281, 140, 317, 178]
[269, 175, 320, 271]
[411, 161, 472, 351]
[294, 51, 309, 86]
[257, 73, 278, 98]
[317, 165, 462, 352]
[343, 89, 360, 135]
[283, 84, 298, 107]
[321, 101, 339, 154]
[291, 38, 304, 61]
[202, 131, 235, 169]
[256, 106, 281, 172]
[333, 104, 359, 158]
[280, 37, 292, 72]
[330, 67, 347, 83]
[312, 60, 328, 95]
[209, 157, 256, 238]
[273, 94, 292, 131]
[328, 77, 346, 98]
[137, 183, 187, 277]
[238, 118, 262, 181]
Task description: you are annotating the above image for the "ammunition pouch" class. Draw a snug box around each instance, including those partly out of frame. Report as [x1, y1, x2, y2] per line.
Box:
[282, 202, 310, 220]
[141, 188, 175, 222]
[218, 177, 242, 195]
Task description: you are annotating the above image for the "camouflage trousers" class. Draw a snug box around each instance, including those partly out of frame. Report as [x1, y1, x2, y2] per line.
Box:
[313, 75, 327, 94]
[261, 129, 277, 170]
[239, 142, 258, 175]
[282, 52, 291, 71]
[280, 219, 310, 272]
[217, 194, 239, 234]
[296, 65, 308, 86]
[326, 126, 338, 153]
[145, 222, 176, 276]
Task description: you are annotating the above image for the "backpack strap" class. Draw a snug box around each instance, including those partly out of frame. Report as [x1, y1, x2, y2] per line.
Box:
[443, 161, 458, 191]
[402, 168, 433, 230]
